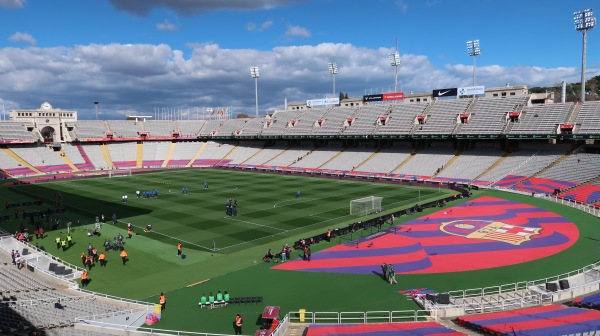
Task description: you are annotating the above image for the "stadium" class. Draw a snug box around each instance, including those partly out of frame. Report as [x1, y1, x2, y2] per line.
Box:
[1, 75, 600, 336]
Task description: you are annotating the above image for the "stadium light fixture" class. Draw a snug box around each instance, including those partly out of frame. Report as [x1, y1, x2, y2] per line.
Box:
[250, 66, 260, 118]
[94, 101, 99, 120]
[466, 40, 481, 86]
[389, 51, 401, 93]
[328, 62, 338, 97]
[574, 9, 596, 103]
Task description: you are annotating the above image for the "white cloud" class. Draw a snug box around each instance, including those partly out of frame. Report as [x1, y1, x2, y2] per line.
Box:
[395, 0, 408, 13]
[156, 19, 177, 31]
[9, 32, 36, 46]
[0, 42, 594, 119]
[284, 25, 310, 38]
[247, 20, 274, 32]
[0, 0, 25, 9]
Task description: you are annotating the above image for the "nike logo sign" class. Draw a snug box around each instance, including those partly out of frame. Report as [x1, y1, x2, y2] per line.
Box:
[438, 90, 450, 96]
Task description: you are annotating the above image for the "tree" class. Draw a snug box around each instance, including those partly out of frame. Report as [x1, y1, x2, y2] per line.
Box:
[236, 113, 250, 118]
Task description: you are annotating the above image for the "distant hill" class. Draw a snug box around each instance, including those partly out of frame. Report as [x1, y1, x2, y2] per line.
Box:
[529, 75, 600, 102]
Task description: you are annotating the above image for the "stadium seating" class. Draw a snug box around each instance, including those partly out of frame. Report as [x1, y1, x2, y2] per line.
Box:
[69, 121, 108, 140]
[459, 95, 529, 134]
[415, 99, 472, 134]
[305, 321, 466, 336]
[455, 304, 600, 336]
[106, 120, 141, 138]
[575, 101, 600, 134]
[393, 146, 456, 178]
[374, 103, 427, 135]
[142, 120, 175, 137]
[0, 121, 41, 142]
[509, 103, 574, 134]
[559, 183, 600, 204]
[175, 120, 205, 137]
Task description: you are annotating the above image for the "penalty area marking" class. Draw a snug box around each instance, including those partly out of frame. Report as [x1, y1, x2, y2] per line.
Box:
[273, 198, 316, 208]
[224, 217, 287, 232]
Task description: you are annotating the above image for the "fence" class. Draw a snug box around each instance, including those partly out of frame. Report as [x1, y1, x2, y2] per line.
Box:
[286, 310, 431, 324]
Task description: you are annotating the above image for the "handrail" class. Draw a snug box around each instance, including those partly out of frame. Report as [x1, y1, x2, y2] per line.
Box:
[74, 318, 238, 335]
[286, 310, 430, 324]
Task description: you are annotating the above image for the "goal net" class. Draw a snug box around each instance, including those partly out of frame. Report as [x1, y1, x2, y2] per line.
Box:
[350, 196, 383, 216]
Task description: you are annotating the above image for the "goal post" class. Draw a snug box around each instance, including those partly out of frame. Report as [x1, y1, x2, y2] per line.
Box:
[350, 196, 383, 216]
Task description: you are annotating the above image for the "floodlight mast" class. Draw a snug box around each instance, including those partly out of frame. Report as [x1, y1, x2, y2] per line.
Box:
[574, 9, 596, 103]
[94, 101, 99, 120]
[250, 66, 260, 118]
[328, 62, 338, 97]
[466, 40, 481, 86]
[389, 40, 401, 93]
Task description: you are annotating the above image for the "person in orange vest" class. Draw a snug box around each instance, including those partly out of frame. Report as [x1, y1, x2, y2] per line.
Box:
[159, 292, 166, 311]
[91, 247, 98, 262]
[127, 227, 133, 239]
[120, 249, 128, 265]
[81, 252, 87, 266]
[81, 270, 89, 287]
[98, 252, 106, 267]
[326, 229, 331, 242]
[177, 242, 182, 258]
[234, 314, 243, 335]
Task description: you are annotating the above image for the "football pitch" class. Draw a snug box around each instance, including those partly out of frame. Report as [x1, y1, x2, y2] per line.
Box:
[2, 169, 451, 296]
[10, 169, 446, 254]
[3, 169, 600, 334]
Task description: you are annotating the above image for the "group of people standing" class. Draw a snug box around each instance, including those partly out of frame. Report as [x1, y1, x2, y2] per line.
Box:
[226, 198, 238, 216]
[381, 262, 397, 284]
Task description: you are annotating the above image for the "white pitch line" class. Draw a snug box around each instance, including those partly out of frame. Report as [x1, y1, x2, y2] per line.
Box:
[273, 198, 315, 208]
[309, 214, 332, 220]
[115, 219, 214, 251]
[223, 217, 287, 231]
[215, 212, 355, 251]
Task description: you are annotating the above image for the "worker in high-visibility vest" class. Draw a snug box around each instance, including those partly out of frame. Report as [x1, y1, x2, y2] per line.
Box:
[159, 293, 166, 311]
[98, 253, 106, 267]
[120, 249, 128, 265]
[81, 270, 89, 287]
[234, 314, 243, 335]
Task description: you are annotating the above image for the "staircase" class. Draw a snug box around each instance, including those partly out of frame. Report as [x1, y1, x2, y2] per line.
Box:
[432, 151, 462, 178]
[186, 142, 207, 167]
[317, 148, 346, 169]
[391, 150, 418, 174]
[243, 146, 267, 165]
[161, 142, 177, 167]
[60, 151, 79, 172]
[217, 142, 239, 165]
[473, 151, 510, 183]
[353, 148, 381, 171]
[76, 144, 94, 168]
[136, 143, 144, 168]
[99, 144, 114, 169]
[517, 150, 575, 185]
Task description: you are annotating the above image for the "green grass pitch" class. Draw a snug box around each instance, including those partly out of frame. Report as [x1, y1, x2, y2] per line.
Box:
[3, 169, 599, 334]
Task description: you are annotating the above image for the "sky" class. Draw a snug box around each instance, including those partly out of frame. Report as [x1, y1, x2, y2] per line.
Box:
[0, 0, 598, 120]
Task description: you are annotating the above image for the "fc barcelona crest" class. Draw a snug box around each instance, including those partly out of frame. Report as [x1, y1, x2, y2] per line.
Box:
[440, 220, 541, 246]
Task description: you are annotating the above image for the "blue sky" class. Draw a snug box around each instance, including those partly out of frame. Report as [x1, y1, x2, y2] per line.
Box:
[0, 0, 598, 119]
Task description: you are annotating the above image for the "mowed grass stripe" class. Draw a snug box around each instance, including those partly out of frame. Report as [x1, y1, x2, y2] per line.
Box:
[9, 169, 449, 254]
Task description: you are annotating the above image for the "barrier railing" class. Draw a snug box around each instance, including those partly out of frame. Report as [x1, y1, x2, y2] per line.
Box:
[446, 260, 600, 300]
[74, 318, 242, 335]
[287, 310, 430, 324]
[0, 235, 83, 282]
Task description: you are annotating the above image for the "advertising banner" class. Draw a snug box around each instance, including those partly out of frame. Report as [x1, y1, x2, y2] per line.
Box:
[307, 98, 339, 107]
[458, 86, 485, 96]
[432, 88, 458, 98]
